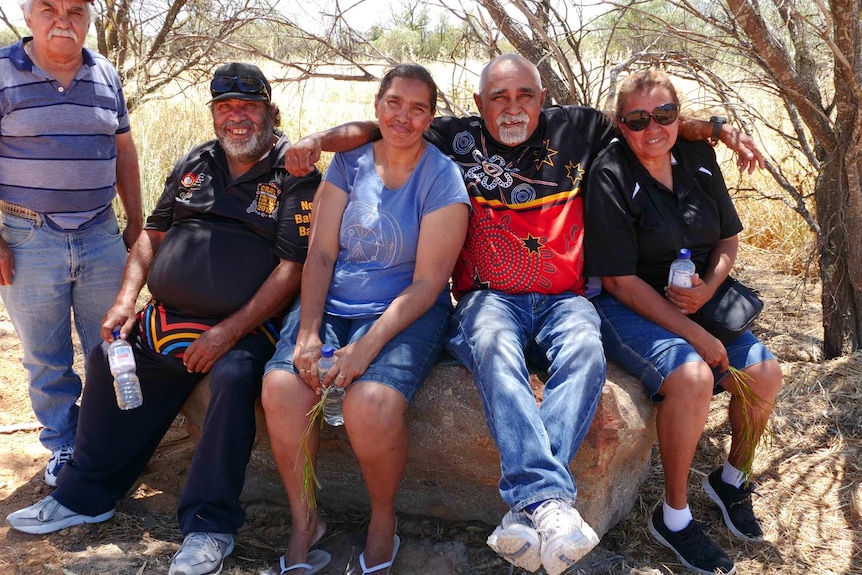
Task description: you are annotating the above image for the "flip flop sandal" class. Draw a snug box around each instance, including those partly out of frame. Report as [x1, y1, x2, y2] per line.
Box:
[357, 534, 400, 574]
[260, 549, 332, 575]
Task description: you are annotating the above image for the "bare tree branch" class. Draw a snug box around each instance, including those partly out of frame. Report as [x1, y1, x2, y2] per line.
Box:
[0, 6, 22, 40]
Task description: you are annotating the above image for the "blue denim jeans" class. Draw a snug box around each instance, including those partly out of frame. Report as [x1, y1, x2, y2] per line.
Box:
[267, 298, 451, 403]
[0, 210, 126, 450]
[591, 291, 776, 402]
[446, 290, 606, 511]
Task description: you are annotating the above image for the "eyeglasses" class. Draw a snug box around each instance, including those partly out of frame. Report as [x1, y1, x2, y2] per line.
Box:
[619, 103, 679, 131]
[210, 75, 269, 99]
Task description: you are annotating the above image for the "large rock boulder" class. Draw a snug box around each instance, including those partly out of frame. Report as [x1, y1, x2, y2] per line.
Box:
[182, 359, 656, 537]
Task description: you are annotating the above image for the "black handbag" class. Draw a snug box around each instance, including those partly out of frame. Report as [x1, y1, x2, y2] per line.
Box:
[691, 276, 763, 344]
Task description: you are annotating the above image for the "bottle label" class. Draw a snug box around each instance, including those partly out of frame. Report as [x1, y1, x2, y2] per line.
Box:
[108, 346, 136, 373]
[669, 269, 693, 288]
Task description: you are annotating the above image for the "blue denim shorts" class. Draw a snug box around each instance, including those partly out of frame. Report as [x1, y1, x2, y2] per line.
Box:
[591, 292, 775, 402]
[265, 299, 451, 403]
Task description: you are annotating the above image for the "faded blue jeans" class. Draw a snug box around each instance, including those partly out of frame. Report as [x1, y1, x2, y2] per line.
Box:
[0, 210, 126, 451]
[446, 290, 606, 512]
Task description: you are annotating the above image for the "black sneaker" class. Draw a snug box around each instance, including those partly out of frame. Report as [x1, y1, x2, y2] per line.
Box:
[703, 468, 764, 542]
[648, 506, 736, 575]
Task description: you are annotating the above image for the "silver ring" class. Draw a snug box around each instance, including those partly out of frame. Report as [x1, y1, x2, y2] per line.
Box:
[299, 369, 308, 373]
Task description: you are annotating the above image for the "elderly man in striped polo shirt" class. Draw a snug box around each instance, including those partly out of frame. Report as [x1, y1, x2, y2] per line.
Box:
[0, 0, 142, 486]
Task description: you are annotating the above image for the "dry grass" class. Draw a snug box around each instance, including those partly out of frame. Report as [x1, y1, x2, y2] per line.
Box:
[711, 145, 818, 278]
[604, 357, 862, 575]
[594, 253, 861, 575]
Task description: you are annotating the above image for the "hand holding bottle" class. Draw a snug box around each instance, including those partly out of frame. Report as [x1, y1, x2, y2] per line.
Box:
[318, 345, 344, 426]
[107, 328, 143, 410]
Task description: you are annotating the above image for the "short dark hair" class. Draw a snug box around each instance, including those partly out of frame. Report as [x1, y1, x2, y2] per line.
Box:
[376, 64, 438, 113]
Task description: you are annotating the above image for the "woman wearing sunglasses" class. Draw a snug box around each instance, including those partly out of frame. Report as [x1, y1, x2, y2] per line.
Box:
[583, 69, 782, 575]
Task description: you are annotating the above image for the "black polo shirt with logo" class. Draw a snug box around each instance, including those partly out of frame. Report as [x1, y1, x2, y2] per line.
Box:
[145, 130, 319, 318]
[584, 137, 742, 293]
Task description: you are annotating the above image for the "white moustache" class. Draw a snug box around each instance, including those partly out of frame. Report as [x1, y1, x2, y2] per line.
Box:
[497, 112, 529, 126]
[49, 28, 79, 42]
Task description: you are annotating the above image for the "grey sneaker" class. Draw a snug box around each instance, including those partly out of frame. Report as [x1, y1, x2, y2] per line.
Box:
[169, 532, 235, 575]
[44, 446, 74, 487]
[6, 495, 115, 534]
[486, 509, 542, 572]
[527, 499, 600, 575]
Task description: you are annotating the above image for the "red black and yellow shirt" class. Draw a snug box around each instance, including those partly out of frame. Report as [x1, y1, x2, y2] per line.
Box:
[426, 106, 614, 299]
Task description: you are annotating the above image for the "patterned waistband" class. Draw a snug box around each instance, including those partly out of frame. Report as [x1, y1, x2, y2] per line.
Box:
[0, 200, 39, 221]
[138, 299, 279, 359]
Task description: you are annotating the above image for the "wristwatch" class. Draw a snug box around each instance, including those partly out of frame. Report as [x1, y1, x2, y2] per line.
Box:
[709, 116, 727, 146]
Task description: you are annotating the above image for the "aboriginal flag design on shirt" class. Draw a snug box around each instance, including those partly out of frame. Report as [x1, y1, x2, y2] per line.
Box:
[427, 107, 614, 299]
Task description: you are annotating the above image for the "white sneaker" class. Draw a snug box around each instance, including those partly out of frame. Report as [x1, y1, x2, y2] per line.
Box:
[486, 509, 542, 572]
[527, 499, 599, 575]
[44, 446, 74, 487]
[6, 495, 115, 534]
[169, 532, 235, 575]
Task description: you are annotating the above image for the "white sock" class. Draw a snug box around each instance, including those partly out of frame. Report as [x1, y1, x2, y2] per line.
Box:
[662, 500, 693, 532]
[721, 460, 745, 488]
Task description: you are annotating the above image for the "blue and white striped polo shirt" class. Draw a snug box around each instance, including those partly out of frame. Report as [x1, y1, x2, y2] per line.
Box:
[0, 37, 130, 216]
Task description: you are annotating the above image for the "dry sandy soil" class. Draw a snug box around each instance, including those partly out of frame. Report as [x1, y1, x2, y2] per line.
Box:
[0, 248, 860, 574]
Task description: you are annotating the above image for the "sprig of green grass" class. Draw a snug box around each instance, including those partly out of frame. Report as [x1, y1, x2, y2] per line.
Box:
[296, 389, 329, 515]
[727, 366, 774, 483]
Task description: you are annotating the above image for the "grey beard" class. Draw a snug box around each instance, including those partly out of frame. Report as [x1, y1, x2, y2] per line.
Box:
[496, 125, 529, 146]
[495, 112, 531, 146]
[217, 115, 274, 164]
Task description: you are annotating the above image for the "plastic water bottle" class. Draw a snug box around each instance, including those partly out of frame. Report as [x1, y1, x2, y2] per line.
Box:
[108, 329, 143, 410]
[319, 345, 344, 426]
[668, 248, 696, 288]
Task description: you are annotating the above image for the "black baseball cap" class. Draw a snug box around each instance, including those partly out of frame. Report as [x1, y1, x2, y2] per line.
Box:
[209, 63, 271, 103]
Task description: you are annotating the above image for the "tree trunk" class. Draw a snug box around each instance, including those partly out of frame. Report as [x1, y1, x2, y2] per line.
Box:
[815, 154, 862, 357]
[476, 0, 570, 104]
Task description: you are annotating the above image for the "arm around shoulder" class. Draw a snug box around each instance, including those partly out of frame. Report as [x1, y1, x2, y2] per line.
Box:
[285, 121, 379, 176]
[677, 117, 764, 174]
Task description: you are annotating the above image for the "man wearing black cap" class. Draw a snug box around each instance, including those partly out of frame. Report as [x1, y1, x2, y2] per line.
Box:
[6, 62, 321, 575]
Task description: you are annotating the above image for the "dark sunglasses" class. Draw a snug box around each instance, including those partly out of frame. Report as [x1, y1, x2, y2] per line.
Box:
[620, 103, 679, 131]
[210, 75, 269, 98]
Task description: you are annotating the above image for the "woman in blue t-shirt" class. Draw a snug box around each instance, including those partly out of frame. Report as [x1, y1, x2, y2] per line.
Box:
[261, 64, 469, 575]
[584, 69, 782, 575]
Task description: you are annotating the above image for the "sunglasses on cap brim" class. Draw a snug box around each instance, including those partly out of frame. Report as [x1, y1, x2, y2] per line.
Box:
[620, 103, 679, 132]
[210, 75, 269, 99]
